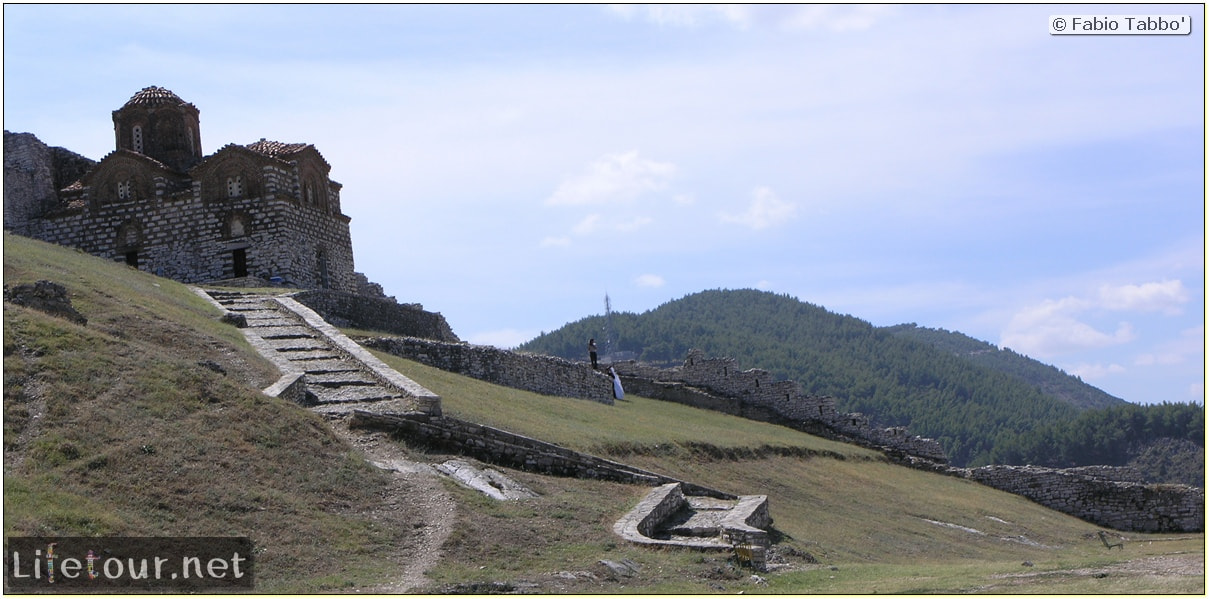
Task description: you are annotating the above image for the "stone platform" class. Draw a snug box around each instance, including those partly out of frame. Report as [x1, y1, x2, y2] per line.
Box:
[613, 482, 772, 570]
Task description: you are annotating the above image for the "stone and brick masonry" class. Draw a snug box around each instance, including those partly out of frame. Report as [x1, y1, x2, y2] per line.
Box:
[292, 289, 459, 343]
[961, 464, 1203, 533]
[5, 87, 359, 293]
[361, 336, 616, 405]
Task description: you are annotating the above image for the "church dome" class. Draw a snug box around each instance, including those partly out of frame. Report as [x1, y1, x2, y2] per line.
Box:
[123, 86, 188, 108]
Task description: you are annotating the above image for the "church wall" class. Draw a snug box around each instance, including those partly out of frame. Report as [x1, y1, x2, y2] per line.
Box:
[7, 132, 357, 293]
[5, 87, 358, 294]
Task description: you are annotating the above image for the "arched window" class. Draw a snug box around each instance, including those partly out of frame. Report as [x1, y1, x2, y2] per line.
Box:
[229, 216, 246, 238]
[117, 180, 131, 201]
[227, 175, 243, 198]
[132, 126, 143, 153]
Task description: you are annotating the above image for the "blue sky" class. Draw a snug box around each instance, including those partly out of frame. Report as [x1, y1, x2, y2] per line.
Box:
[3, 4, 1203, 406]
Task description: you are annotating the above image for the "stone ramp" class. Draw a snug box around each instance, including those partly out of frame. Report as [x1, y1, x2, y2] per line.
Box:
[197, 288, 440, 416]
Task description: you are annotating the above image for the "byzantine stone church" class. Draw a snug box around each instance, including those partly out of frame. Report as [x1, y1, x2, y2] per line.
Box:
[4, 86, 357, 292]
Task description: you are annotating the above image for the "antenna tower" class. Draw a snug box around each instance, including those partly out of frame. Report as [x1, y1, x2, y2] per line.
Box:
[602, 293, 617, 359]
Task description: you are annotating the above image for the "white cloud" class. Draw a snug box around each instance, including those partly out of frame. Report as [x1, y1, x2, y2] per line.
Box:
[1000, 296, 1135, 357]
[1000, 278, 1196, 359]
[672, 193, 696, 206]
[539, 236, 570, 248]
[546, 150, 676, 206]
[719, 186, 798, 230]
[634, 274, 665, 288]
[1099, 280, 1189, 315]
[1068, 362, 1127, 381]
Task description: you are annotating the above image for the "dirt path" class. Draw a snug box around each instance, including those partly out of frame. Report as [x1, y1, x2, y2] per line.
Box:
[332, 421, 456, 593]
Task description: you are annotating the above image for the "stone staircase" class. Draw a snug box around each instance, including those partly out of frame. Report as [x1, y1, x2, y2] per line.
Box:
[197, 288, 440, 417]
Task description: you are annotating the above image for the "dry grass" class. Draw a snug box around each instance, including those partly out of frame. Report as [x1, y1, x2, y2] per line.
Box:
[372, 349, 880, 462]
[3, 235, 411, 592]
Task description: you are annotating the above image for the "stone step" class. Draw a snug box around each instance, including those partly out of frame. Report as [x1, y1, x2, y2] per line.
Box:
[256, 325, 318, 340]
[245, 316, 297, 327]
[296, 359, 362, 374]
[263, 338, 334, 352]
[207, 292, 253, 300]
[307, 372, 380, 387]
[308, 385, 403, 404]
[310, 398, 416, 416]
[225, 305, 276, 312]
[283, 350, 345, 362]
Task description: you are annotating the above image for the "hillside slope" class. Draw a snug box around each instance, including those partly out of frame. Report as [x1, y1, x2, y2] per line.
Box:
[4, 235, 1201, 593]
[2, 234, 430, 592]
[372, 353, 1203, 593]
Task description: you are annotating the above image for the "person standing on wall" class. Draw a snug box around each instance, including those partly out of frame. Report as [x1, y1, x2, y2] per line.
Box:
[588, 338, 598, 370]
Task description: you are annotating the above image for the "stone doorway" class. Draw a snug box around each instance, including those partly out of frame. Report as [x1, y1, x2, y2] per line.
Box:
[232, 248, 248, 278]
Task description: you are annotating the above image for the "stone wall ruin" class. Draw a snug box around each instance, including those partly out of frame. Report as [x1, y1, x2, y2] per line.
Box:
[961, 464, 1203, 533]
[360, 336, 616, 404]
[292, 289, 459, 342]
[612, 349, 949, 463]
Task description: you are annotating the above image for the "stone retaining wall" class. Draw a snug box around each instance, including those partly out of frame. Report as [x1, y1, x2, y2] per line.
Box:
[362, 336, 615, 405]
[349, 410, 733, 499]
[613, 349, 947, 463]
[262, 371, 308, 405]
[961, 465, 1204, 533]
[292, 289, 459, 342]
[722, 494, 772, 544]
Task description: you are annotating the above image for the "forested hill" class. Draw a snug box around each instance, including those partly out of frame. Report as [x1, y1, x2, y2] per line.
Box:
[882, 324, 1126, 410]
[518, 289, 1201, 474]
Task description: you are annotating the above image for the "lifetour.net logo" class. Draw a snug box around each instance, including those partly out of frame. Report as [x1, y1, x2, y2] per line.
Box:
[4, 537, 254, 591]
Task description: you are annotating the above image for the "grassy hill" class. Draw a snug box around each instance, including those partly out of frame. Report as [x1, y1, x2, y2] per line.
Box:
[3, 234, 410, 592]
[3, 233, 1202, 593]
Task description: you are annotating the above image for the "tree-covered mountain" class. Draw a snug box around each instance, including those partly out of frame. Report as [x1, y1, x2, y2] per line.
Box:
[882, 324, 1126, 410]
[518, 289, 1203, 476]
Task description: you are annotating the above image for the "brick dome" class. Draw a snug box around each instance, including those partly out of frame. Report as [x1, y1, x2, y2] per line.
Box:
[123, 86, 188, 108]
